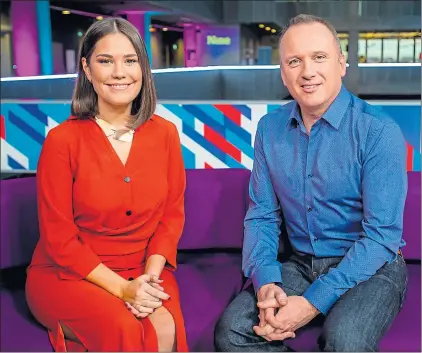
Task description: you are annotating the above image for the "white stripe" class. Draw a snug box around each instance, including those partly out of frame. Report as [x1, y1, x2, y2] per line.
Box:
[249, 104, 268, 145]
[45, 116, 59, 136]
[1, 139, 29, 170]
[241, 152, 254, 170]
[240, 114, 253, 134]
[180, 134, 228, 169]
[194, 119, 205, 136]
[1, 63, 420, 81]
[154, 104, 183, 133]
[154, 104, 228, 168]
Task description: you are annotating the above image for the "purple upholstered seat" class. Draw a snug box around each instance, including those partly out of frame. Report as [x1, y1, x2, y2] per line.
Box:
[0, 169, 251, 352]
[0, 170, 420, 352]
[0, 290, 53, 351]
[175, 168, 250, 351]
[288, 171, 422, 352]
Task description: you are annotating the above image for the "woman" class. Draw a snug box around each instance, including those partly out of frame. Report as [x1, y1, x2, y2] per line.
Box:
[25, 17, 188, 352]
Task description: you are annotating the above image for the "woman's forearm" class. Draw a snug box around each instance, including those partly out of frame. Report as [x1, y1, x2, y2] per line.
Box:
[145, 254, 166, 277]
[86, 263, 128, 299]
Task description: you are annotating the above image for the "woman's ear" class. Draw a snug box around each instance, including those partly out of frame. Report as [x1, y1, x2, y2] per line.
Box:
[81, 58, 92, 82]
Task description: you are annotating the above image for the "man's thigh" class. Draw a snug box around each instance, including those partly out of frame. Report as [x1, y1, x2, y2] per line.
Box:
[320, 255, 408, 352]
[214, 259, 311, 350]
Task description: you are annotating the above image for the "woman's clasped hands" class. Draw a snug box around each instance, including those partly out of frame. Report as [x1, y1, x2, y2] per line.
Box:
[121, 274, 170, 318]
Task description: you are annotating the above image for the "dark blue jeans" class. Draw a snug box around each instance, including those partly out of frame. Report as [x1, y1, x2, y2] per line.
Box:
[214, 252, 408, 352]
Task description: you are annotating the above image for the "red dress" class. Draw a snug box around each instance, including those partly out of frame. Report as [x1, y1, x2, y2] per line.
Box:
[25, 114, 189, 352]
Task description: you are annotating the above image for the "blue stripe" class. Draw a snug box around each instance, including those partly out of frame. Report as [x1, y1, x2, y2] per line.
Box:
[20, 104, 48, 125]
[9, 111, 45, 144]
[226, 129, 254, 159]
[7, 156, 26, 170]
[233, 105, 252, 120]
[224, 154, 246, 169]
[182, 105, 225, 136]
[195, 105, 225, 125]
[224, 117, 251, 144]
[36, 0, 53, 75]
[5, 104, 47, 137]
[268, 104, 281, 113]
[144, 13, 152, 66]
[38, 103, 71, 124]
[182, 145, 196, 169]
[182, 123, 226, 163]
[4, 111, 42, 170]
[163, 104, 195, 129]
[413, 152, 421, 171]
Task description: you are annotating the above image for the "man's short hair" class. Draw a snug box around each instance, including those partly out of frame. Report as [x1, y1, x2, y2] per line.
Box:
[279, 14, 342, 54]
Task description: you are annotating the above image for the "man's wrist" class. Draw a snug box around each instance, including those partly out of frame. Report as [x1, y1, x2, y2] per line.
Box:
[303, 297, 320, 316]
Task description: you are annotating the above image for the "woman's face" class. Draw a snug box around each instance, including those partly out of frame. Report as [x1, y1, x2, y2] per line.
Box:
[82, 32, 142, 110]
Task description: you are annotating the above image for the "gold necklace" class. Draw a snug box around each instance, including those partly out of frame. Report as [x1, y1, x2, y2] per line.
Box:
[94, 116, 135, 142]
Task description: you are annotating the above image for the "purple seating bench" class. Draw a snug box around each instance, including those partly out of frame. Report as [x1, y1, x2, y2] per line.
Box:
[0, 170, 420, 352]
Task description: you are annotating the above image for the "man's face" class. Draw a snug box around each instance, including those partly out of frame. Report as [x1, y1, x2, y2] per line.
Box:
[279, 22, 346, 114]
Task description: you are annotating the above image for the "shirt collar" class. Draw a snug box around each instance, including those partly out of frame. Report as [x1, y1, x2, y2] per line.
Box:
[286, 84, 351, 131]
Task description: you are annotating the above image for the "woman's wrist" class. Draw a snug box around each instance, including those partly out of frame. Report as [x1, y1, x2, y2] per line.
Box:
[117, 278, 130, 300]
[145, 254, 166, 278]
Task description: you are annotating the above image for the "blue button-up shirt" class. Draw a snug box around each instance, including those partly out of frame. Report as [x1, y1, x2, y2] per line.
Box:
[243, 85, 407, 315]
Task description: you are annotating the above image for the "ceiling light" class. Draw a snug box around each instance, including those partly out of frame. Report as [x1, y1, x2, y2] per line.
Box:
[271, 29, 276, 33]
[62, 10, 70, 15]
[259, 24, 265, 28]
[162, 27, 168, 31]
[96, 16, 103, 20]
[265, 26, 271, 31]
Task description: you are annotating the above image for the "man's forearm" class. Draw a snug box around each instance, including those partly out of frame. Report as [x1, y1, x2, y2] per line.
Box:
[302, 237, 397, 315]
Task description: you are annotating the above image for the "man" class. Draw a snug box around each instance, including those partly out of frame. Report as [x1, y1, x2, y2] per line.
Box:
[214, 14, 408, 352]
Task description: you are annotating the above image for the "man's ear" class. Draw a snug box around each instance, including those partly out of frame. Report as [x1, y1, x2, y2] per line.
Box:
[280, 65, 287, 87]
[339, 54, 346, 78]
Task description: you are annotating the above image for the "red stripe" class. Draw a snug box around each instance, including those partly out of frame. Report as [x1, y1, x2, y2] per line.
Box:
[204, 163, 213, 169]
[204, 125, 241, 162]
[214, 104, 241, 125]
[406, 142, 413, 171]
[0, 115, 5, 139]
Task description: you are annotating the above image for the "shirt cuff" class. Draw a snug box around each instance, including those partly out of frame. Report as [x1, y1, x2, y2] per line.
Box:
[302, 278, 341, 315]
[251, 263, 283, 293]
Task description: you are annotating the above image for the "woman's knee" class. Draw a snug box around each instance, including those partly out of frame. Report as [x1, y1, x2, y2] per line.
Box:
[148, 307, 176, 352]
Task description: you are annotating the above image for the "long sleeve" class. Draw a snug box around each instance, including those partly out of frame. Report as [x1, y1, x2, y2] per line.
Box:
[242, 119, 283, 292]
[37, 126, 102, 279]
[145, 124, 186, 270]
[303, 122, 408, 315]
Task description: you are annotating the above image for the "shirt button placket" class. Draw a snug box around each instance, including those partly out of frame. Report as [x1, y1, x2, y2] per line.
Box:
[124, 176, 132, 216]
[305, 134, 316, 250]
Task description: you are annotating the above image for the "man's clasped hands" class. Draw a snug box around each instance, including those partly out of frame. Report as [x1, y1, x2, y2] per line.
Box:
[254, 283, 320, 341]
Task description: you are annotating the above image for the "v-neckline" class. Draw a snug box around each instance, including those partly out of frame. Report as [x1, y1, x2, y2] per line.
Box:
[91, 118, 138, 170]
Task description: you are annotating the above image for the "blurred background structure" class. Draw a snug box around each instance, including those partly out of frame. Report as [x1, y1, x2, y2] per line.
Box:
[0, 0, 421, 174]
[0, 0, 420, 99]
[0, 3, 421, 352]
